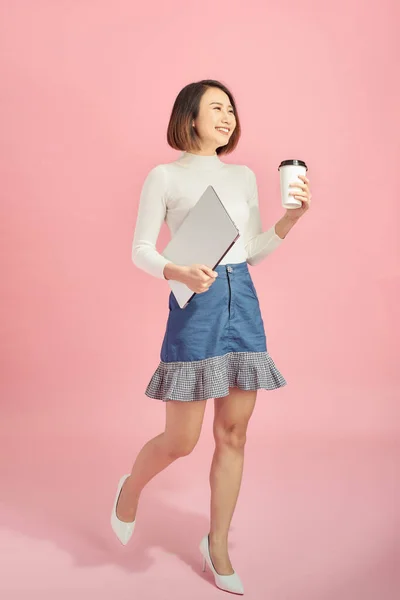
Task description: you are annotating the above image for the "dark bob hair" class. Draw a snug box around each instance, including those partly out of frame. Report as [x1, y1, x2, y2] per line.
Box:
[167, 80, 241, 155]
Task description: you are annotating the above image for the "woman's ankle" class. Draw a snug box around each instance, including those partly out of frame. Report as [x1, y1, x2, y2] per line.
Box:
[209, 531, 229, 547]
[116, 492, 138, 522]
[116, 477, 140, 521]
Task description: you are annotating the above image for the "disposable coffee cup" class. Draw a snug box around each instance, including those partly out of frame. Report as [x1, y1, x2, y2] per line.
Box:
[278, 159, 308, 209]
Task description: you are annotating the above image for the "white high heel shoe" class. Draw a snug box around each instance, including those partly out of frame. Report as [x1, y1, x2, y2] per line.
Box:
[110, 474, 136, 545]
[199, 534, 244, 595]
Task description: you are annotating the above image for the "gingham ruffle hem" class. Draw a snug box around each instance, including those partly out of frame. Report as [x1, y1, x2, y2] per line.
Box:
[145, 351, 287, 402]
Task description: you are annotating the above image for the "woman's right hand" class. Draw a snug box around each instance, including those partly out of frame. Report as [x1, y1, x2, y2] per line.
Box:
[180, 264, 219, 293]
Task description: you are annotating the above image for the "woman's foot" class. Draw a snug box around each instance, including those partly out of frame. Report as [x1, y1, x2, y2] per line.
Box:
[115, 475, 139, 522]
[199, 535, 244, 595]
[111, 474, 136, 545]
[208, 536, 234, 576]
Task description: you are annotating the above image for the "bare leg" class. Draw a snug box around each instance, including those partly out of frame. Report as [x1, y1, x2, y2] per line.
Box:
[116, 399, 207, 522]
[208, 388, 257, 574]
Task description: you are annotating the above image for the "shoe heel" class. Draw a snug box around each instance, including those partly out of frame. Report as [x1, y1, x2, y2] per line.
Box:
[202, 556, 206, 572]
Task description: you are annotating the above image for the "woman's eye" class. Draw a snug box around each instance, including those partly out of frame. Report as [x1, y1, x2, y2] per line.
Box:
[214, 107, 235, 116]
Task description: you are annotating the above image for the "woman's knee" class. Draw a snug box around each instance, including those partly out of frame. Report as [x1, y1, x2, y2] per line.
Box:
[214, 423, 247, 450]
[163, 399, 206, 459]
[162, 433, 199, 459]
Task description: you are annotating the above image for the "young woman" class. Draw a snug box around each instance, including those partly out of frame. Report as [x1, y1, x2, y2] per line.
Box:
[111, 80, 311, 595]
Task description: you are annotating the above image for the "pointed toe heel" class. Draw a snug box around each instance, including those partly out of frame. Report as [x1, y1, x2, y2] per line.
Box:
[110, 474, 136, 545]
[199, 534, 244, 595]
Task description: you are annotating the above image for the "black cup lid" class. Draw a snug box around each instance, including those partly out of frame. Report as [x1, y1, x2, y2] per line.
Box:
[278, 159, 308, 171]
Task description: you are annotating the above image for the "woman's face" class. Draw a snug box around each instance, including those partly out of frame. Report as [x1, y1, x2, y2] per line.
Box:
[192, 86, 236, 154]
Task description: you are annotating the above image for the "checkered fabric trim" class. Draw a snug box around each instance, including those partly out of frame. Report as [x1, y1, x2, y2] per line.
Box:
[145, 351, 287, 402]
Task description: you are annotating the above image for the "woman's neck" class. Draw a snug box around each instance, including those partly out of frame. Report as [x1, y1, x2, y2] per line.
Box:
[177, 151, 224, 170]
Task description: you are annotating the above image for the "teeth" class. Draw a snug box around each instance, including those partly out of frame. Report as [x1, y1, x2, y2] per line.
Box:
[216, 128, 229, 133]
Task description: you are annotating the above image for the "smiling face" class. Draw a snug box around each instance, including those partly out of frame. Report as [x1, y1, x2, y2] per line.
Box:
[192, 86, 237, 155]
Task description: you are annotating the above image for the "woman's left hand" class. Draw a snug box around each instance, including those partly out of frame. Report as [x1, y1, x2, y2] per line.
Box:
[285, 175, 312, 222]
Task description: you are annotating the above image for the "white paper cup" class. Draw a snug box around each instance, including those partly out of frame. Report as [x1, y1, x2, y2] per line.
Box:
[278, 159, 308, 209]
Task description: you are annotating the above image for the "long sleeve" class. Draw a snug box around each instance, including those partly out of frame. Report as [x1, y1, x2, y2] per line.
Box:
[131, 165, 171, 279]
[243, 166, 284, 266]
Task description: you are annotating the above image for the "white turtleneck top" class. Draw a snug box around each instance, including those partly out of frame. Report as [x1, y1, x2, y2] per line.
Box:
[132, 152, 284, 279]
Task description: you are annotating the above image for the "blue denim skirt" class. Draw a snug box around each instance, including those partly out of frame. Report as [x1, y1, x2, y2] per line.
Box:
[145, 261, 287, 401]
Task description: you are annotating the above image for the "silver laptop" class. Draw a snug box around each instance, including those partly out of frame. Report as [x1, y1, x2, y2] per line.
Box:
[161, 185, 240, 309]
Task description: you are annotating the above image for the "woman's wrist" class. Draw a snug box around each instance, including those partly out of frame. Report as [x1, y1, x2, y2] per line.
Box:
[274, 214, 299, 239]
[163, 263, 188, 282]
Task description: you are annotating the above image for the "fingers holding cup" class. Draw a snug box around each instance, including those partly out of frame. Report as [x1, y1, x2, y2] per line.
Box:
[289, 175, 311, 205]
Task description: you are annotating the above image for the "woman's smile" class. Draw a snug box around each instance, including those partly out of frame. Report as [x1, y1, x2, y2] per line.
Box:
[216, 127, 230, 135]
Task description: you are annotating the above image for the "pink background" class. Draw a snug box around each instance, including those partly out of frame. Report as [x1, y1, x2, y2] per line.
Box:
[1, 1, 399, 599]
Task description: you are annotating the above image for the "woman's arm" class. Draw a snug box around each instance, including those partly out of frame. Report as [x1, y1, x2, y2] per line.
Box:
[243, 166, 294, 266]
[274, 214, 298, 239]
[131, 165, 173, 280]
[131, 166, 218, 283]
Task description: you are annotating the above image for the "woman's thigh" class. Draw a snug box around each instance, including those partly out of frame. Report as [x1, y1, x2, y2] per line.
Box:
[164, 399, 208, 456]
